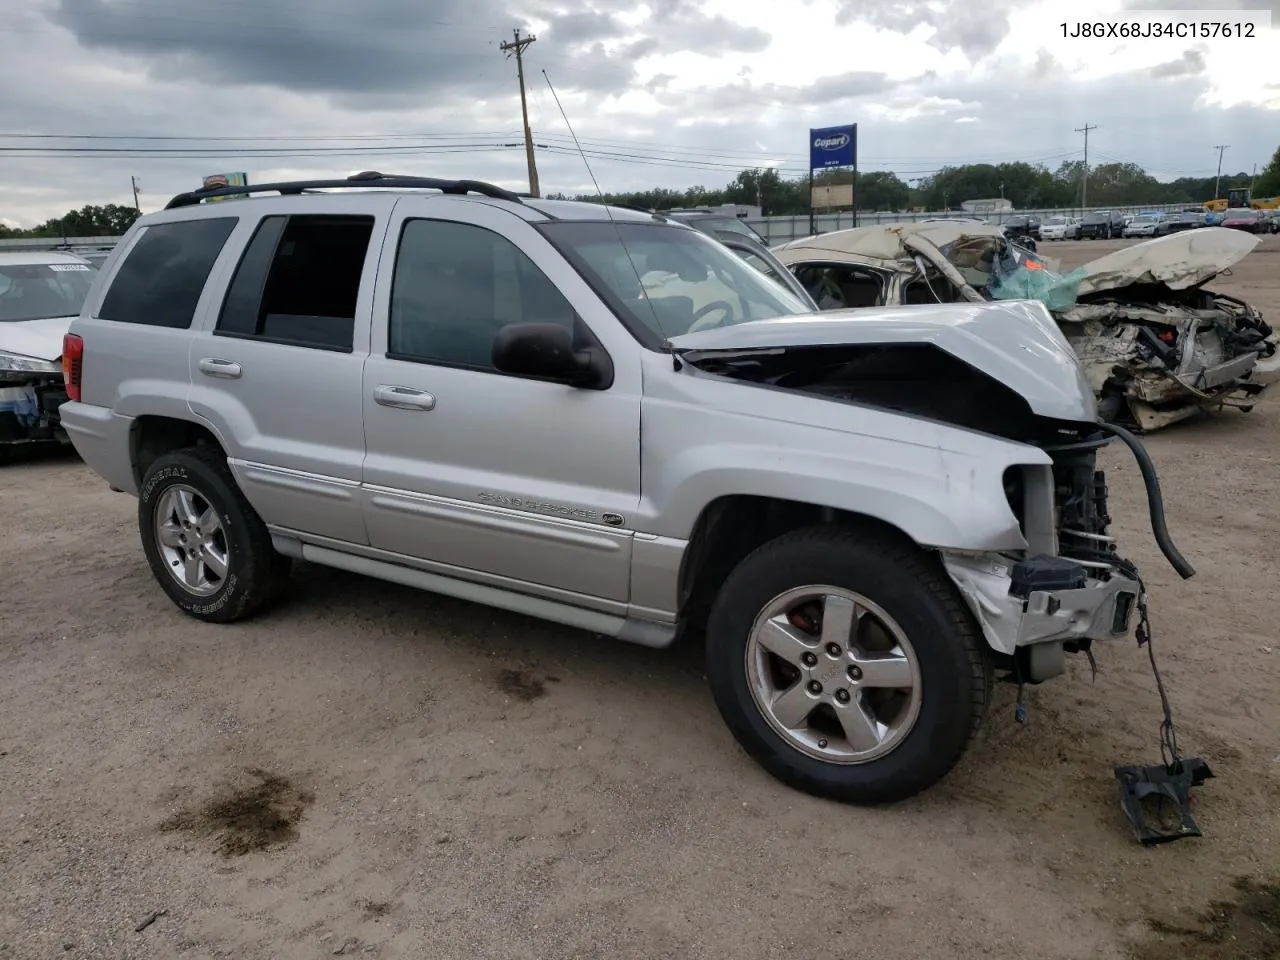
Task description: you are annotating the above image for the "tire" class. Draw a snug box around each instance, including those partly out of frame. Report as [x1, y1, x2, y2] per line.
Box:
[138, 445, 291, 623]
[704, 525, 992, 804]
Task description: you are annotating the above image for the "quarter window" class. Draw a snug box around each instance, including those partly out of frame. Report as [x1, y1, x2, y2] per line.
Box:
[98, 218, 237, 329]
[388, 219, 580, 371]
[217, 214, 374, 351]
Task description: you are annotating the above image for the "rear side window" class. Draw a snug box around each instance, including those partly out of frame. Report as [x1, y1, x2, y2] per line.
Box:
[98, 218, 236, 328]
[217, 214, 373, 351]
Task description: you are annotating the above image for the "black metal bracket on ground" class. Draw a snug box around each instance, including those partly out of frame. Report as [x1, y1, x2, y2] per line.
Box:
[1114, 757, 1214, 845]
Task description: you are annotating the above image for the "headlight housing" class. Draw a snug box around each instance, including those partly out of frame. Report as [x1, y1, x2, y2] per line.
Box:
[0, 351, 63, 375]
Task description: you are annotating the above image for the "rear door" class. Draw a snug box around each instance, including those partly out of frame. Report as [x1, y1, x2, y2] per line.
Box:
[186, 196, 394, 545]
[359, 197, 643, 606]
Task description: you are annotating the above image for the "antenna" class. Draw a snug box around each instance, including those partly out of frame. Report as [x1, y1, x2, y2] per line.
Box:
[540, 69, 667, 341]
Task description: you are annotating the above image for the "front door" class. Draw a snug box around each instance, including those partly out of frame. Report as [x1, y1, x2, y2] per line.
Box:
[359, 197, 643, 607]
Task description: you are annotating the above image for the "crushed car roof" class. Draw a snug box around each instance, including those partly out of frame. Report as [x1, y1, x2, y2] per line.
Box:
[772, 221, 1007, 263]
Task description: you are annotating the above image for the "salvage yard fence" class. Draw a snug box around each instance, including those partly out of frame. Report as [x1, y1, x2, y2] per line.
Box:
[0, 203, 1201, 254]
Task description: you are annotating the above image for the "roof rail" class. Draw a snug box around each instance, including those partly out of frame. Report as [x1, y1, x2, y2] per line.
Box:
[591, 201, 669, 222]
[164, 170, 525, 209]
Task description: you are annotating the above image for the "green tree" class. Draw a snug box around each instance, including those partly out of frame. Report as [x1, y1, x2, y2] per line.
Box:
[855, 171, 911, 211]
[1254, 145, 1280, 199]
[1079, 162, 1167, 206]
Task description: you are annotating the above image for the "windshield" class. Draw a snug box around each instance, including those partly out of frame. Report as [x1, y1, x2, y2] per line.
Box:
[1227, 209, 1259, 219]
[1083, 212, 1108, 223]
[1132, 217, 1154, 224]
[538, 220, 812, 346]
[0, 261, 97, 323]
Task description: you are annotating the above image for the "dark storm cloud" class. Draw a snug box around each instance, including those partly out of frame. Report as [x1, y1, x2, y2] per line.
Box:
[1150, 48, 1207, 78]
[48, 0, 769, 104]
[833, 0, 1018, 59]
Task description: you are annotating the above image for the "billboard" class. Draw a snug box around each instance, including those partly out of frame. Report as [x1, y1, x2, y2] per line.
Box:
[809, 125, 856, 170]
[810, 184, 854, 209]
[201, 172, 249, 201]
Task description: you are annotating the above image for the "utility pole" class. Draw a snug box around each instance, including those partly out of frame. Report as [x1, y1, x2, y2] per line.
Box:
[1074, 123, 1097, 210]
[500, 28, 540, 198]
[131, 175, 141, 212]
[1212, 144, 1229, 200]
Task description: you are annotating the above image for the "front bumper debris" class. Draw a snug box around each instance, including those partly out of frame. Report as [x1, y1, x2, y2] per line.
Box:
[941, 552, 1140, 657]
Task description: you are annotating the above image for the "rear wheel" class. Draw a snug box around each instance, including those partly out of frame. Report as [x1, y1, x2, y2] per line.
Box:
[138, 445, 291, 623]
[705, 526, 992, 804]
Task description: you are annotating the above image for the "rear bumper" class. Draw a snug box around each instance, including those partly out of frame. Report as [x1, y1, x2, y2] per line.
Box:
[59, 401, 137, 494]
[941, 552, 1140, 657]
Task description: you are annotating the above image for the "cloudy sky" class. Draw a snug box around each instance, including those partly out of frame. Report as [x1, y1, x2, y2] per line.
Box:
[2, 0, 1278, 227]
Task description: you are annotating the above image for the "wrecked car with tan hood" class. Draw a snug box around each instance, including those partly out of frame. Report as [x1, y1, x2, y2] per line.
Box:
[771, 223, 1280, 431]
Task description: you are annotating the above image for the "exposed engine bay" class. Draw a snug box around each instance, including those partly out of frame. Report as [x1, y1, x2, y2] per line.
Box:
[1059, 285, 1274, 430]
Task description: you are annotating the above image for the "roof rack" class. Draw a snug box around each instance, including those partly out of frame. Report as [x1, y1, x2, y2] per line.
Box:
[165, 170, 526, 209]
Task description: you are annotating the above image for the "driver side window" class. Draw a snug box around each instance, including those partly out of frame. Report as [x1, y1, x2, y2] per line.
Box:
[388, 219, 579, 371]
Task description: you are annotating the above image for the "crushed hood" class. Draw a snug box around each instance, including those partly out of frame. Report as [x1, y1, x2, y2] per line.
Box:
[1072, 228, 1259, 297]
[667, 300, 1098, 424]
[0, 315, 74, 362]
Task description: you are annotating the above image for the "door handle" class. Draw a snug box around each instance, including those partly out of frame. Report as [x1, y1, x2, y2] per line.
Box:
[198, 358, 243, 379]
[374, 385, 436, 411]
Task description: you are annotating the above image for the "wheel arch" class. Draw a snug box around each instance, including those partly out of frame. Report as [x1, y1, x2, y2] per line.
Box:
[130, 415, 226, 489]
[675, 494, 926, 638]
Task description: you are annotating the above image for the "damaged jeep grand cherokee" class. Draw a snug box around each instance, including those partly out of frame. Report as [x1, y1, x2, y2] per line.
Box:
[60, 173, 1190, 804]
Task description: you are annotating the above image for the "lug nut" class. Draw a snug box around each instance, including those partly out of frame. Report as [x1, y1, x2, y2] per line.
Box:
[826, 643, 842, 657]
[835, 689, 851, 704]
[848, 665, 863, 681]
[807, 680, 823, 694]
[817, 738, 829, 749]
[801, 652, 818, 667]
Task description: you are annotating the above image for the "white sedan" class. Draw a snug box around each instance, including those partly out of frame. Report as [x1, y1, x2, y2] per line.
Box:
[1040, 216, 1080, 240]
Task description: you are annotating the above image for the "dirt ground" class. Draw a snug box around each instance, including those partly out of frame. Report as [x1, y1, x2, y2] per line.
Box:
[2, 235, 1278, 960]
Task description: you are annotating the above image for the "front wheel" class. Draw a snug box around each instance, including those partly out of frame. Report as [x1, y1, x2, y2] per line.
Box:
[138, 445, 291, 623]
[704, 526, 992, 804]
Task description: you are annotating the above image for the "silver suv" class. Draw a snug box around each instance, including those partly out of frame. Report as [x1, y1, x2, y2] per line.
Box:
[60, 173, 1169, 804]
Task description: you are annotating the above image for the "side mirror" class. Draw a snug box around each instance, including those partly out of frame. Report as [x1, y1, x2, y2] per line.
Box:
[491, 322, 610, 388]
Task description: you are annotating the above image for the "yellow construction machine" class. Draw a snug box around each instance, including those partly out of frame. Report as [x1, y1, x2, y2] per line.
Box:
[1204, 187, 1280, 213]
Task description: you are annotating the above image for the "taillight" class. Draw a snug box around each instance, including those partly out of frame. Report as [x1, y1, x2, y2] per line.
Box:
[62, 333, 84, 402]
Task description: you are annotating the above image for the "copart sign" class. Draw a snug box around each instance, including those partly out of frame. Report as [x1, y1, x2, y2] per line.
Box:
[809, 124, 857, 170]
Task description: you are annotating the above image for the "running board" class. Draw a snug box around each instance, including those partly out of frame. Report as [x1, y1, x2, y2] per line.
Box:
[283, 539, 678, 649]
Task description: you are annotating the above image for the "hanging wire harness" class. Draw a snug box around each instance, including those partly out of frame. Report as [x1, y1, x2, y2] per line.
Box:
[1088, 420, 1214, 844]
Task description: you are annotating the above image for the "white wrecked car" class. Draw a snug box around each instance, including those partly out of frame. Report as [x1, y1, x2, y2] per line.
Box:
[0, 251, 97, 459]
[771, 223, 1280, 431]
